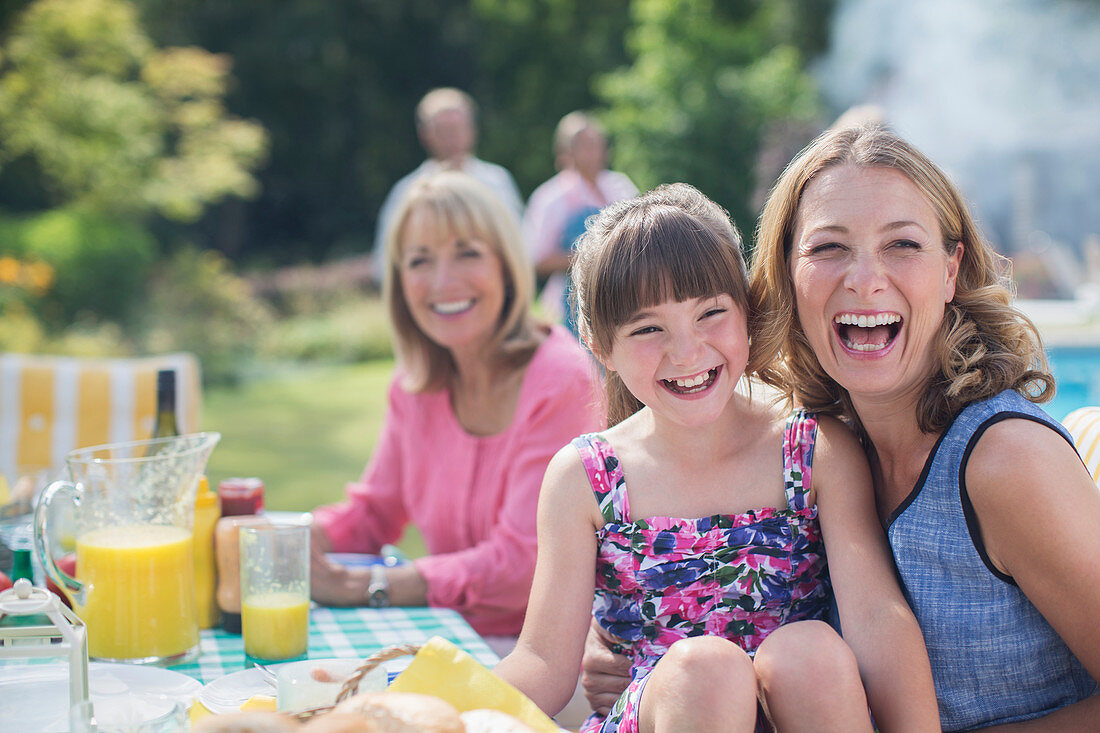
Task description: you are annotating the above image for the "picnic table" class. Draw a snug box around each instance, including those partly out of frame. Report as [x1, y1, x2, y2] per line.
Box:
[170, 605, 499, 684]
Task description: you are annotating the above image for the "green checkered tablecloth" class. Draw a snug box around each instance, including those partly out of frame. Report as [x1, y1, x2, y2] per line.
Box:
[168, 606, 499, 684]
[0, 606, 499, 686]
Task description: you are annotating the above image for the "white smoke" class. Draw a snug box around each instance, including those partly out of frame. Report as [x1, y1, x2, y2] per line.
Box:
[815, 0, 1100, 264]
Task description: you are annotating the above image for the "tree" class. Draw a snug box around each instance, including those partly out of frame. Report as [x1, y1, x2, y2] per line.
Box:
[138, 0, 629, 263]
[597, 0, 832, 238]
[0, 0, 267, 221]
[0, 0, 268, 329]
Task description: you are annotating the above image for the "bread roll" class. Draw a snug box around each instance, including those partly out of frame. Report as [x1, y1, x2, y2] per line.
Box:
[460, 709, 540, 733]
[332, 691, 463, 733]
[192, 711, 299, 732]
[299, 713, 380, 732]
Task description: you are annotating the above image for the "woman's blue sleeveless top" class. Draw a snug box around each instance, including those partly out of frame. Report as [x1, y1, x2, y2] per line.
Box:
[887, 390, 1096, 731]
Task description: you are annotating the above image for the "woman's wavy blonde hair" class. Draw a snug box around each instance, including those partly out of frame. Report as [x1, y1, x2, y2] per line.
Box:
[749, 123, 1053, 434]
[383, 171, 539, 392]
[572, 183, 753, 426]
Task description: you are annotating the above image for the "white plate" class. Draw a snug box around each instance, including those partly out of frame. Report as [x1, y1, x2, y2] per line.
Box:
[198, 664, 285, 714]
[200, 659, 406, 714]
[0, 661, 201, 732]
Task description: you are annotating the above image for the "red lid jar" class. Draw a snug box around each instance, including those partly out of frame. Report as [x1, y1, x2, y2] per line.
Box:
[217, 477, 265, 517]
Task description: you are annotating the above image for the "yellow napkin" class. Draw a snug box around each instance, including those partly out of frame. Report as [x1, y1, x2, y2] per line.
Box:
[387, 636, 559, 733]
[241, 695, 277, 711]
[189, 700, 213, 726]
[188, 694, 276, 725]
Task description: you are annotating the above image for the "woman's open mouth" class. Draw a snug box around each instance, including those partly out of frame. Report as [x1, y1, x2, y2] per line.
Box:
[662, 366, 720, 394]
[833, 312, 902, 353]
[431, 299, 475, 316]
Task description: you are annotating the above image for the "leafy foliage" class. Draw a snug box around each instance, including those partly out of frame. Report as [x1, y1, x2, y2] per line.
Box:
[0, 0, 267, 220]
[133, 0, 832, 265]
[19, 206, 156, 326]
[142, 246, 274, 384]
[596, 0, 829, 235]
[136, 0, 631, 262]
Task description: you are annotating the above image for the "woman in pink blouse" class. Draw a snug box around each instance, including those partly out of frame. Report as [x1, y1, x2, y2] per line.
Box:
[310, 171, 602, 649]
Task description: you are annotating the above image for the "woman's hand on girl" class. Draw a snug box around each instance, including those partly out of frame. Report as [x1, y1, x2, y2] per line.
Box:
[581, 618, 632, 714]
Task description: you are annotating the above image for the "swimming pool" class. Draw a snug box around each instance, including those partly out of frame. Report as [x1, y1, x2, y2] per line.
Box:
[1045, 345, 1100, 421]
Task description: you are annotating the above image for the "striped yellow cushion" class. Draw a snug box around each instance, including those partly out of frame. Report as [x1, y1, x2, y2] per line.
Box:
[0, 352, 201, 481]
[1062, 406, 1100, 485]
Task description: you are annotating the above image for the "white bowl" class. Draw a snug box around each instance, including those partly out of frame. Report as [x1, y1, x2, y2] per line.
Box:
[276, 658, 385, 712]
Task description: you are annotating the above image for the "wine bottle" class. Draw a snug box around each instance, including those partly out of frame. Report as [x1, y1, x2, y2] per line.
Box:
[152, 368, 180, 439]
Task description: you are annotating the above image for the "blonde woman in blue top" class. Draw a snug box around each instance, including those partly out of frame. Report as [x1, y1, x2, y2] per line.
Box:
[584, 123, 1099, 730]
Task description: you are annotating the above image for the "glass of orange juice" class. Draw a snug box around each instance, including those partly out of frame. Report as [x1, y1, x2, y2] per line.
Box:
[240, 524, 310, 663]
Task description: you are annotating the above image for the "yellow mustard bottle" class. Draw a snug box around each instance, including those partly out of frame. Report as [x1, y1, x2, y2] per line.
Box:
[193, 476, 221, 629]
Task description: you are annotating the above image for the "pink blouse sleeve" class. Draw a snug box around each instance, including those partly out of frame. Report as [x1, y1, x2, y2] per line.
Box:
[415, 346, 600, 619]
[312, 380, 410, 553]
[522, 183, 565, 264]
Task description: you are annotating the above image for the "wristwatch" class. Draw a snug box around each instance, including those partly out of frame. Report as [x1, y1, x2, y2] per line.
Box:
[366, 564, 390, 608]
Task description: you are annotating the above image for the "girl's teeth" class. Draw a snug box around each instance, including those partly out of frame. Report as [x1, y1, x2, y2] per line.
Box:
[675, 373, 703, 388]
[670, 369, 714, 389]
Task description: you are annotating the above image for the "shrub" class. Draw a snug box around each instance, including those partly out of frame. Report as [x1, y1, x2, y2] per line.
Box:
[142, 246, 274, 384]
[260, 295, 393, 364]
[19, 208, 155, 328]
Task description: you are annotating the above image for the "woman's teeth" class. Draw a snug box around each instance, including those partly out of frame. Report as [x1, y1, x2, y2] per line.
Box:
[432, 299, 473, 314]
[664, 368, 717, 393]
[833, 312, 902, 352]
[833, 313, 901, 327]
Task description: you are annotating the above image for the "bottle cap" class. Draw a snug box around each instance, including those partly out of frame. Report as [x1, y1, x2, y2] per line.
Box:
[157, 369, 176, 392]
[221, 611, 242, 634]
[195, 476, 217, 508]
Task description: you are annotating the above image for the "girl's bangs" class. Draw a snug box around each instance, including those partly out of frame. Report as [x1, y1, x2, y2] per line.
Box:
[593, 212, 744, 331]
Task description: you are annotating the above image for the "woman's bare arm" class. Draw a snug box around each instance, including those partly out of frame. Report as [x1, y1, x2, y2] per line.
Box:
[814, 416, 940, 732]
[966, 419, 1100, 731]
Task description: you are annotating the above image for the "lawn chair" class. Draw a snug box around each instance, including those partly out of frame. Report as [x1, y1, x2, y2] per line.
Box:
[0, 352, 201, 485]
[1062, 405, 1100, 487]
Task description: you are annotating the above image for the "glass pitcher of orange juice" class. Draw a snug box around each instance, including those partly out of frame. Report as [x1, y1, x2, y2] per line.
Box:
[33, 432, 220, 664]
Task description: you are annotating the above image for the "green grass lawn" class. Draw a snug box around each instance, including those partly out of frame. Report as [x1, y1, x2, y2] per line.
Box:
[201, 359, 426, 557]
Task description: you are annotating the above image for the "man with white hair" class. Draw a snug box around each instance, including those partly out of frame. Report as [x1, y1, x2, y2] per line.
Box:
[373, 88, 524, 278]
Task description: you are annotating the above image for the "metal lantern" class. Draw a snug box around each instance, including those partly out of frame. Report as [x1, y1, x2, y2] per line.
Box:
[0, 578, 89, 710]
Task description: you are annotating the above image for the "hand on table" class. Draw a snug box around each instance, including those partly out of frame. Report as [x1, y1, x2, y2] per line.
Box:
[308, 524, 428, 607]
[309, 542, 369, 607]
[581, 617, 631, 715]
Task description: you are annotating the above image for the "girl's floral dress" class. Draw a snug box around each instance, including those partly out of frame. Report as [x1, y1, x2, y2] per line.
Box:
[575, 410, 831, 733]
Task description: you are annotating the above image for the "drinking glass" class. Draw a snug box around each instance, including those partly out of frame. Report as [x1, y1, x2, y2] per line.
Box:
[239, 524, 310, 663]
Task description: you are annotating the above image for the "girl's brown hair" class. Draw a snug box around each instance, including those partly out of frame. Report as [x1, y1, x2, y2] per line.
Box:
[572, 183, 752, 426]
[749, 123, 1053, 434]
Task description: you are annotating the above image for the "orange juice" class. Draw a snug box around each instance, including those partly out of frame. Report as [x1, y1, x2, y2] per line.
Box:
[75, 523, 198, 661]
[241, 592, 309, 660]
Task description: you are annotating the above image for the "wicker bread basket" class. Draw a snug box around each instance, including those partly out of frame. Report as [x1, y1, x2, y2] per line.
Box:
[286, 642, 422, 723]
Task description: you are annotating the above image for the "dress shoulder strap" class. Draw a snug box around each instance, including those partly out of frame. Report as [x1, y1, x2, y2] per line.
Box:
[782, 410, 819, 511]
[571, 433, 630, 523]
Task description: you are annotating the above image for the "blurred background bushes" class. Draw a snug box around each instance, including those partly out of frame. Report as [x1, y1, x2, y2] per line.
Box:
[0, 0, 835, 386]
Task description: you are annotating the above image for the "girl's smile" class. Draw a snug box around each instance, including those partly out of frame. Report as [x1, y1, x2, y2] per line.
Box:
[602, 294, 747, 426]
[661, 366, 722, 395]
